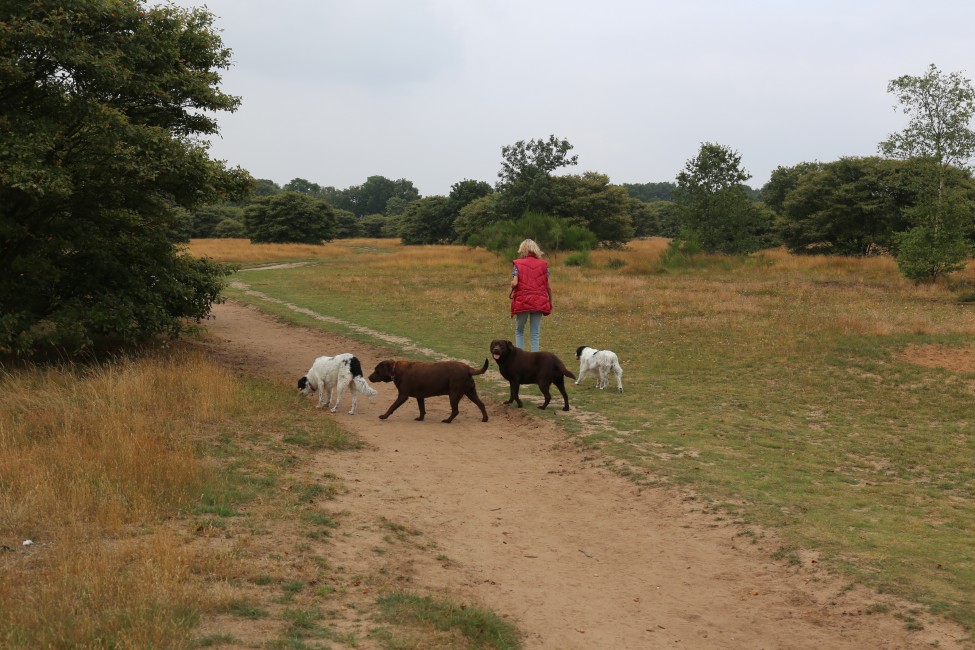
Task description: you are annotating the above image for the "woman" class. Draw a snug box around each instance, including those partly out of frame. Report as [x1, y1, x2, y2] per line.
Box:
[509, 238, 552, 352]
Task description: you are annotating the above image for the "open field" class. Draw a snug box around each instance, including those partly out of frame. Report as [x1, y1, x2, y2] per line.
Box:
[191, 237, 975, 633]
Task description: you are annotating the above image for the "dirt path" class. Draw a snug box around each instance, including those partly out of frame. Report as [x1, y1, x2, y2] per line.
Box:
[200, 300, 968, 649]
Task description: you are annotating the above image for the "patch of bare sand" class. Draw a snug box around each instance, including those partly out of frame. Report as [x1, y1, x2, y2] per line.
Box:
[901, 343, 975, 374]
[197, 301, 970, 649]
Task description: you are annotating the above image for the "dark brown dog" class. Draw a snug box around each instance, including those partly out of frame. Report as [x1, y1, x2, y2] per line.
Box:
[489, 339, 575, 411]
[368, 359, 490, 423]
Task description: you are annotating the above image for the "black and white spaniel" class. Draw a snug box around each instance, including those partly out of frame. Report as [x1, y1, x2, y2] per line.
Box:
[574, 346, 624, 393]
[298, 353, 378, 414]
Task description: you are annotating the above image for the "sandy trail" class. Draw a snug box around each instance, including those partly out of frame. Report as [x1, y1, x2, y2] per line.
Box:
[199, 300, 967, 649]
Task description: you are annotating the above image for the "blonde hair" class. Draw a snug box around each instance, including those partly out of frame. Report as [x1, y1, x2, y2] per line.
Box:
[517, 238, 544, 257]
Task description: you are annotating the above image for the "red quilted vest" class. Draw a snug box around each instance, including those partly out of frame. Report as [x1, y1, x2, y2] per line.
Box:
[511, 255, 551, 316]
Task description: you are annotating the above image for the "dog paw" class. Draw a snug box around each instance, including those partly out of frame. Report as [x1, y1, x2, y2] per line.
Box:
[562, 406, 570, 411]
[378, 414, 388, 420]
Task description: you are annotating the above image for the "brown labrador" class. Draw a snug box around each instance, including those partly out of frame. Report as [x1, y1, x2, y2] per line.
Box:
[489, 339, 575, 411]
[368, 359, 490, 423]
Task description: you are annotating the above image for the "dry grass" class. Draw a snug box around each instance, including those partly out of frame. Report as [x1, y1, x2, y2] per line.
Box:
[0, 351, 238, 647]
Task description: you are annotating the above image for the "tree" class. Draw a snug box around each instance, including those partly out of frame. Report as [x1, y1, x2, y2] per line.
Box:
[550, 172, 634, 246]
[674, 143, 772, 254]
[879, 64, 975, 280]
[344, 176, 420, 217]
[189, 204, 245, 238]
[495, 135, 578, 218]
[398, 196, 455, 245]
[332, 209, 364, 239]
[454, 194, 504, 244]
[244, 192, 336, 244]
[778, 157, 919, 255]
[629, 199, 680, 238]
[0, 0, 248, 354]
[761, 162, 822, 216]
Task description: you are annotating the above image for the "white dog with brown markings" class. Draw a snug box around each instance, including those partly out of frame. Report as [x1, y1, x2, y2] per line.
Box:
[574, 346, 624, 393]
[298, 353, 378, 414]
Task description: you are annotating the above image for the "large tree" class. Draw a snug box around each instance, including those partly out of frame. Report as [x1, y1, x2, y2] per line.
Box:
[495, 135, 578, 218]
[0, 0, 249, 354]
[879, 63, 975, 281]
[674, 143, 772, 254]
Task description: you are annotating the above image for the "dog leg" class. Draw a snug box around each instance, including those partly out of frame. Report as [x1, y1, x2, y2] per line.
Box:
[379, 394, 409, 420]
[554, 376, 571, 411]
[443, 394, 460, 423]
[615, 367, 624, 393]
[504, 382, 523, 408]
[574, 364, 589, 386]
[466, 387, 489, 422]
[330, 381, 346, 413]
[537, 381, 553, 409]
[415, 397, 426, 421]
[348, 383, 358, 415]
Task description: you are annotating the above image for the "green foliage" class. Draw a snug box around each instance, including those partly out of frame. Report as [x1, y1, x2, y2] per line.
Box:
[563, 250, 590, 266]
[895, 225, 970, 282]
[549, 172, 634, 246]
[332, 208, 365, 239]
[190, 204, 245, 238]
[495, 135, 578, 218]
[761, 162, 823, 215]
[658, 229, 704, 270]
[880, 64, 975, 280]
[0, 0, 247, 354]
[454, 194, 504, 244]
[675, 143, 773, 254]
[473, 211, 597, 260]
[212, 218, 245, 238]
[244, 192, 336, 244]
[629, 199, 681, 238]
[778, 157, 917, 255]
[398, 196, 455, 244]
[622, 181, 676, 202]
[360, 213, 396, 238]
[344, 175, 420, 217]
[880, 64, 975, 169]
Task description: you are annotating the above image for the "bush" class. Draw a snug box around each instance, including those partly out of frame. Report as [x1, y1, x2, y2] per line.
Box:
[212, 218, 245, 238]
[895, 226, 970, 282]
[564, 251, 590, 266]
[244, 192, 335, 244]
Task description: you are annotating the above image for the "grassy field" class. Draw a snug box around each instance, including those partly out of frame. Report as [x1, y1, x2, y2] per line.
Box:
[0, 349, 521, 648]
[190, 237, 975, 634]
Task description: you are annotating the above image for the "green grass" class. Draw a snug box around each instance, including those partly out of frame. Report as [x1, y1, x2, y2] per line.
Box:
[376, 592, 522, 650]
[216, 239, 975, 633]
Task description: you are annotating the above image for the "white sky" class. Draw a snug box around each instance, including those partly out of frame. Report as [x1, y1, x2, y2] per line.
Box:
[164, 0, 975, 196]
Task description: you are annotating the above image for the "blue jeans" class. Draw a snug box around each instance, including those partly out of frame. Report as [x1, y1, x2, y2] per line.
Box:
[515, 312, 542, 352]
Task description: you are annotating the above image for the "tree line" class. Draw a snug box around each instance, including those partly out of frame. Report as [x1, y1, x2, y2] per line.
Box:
[3, 1, 973, 355]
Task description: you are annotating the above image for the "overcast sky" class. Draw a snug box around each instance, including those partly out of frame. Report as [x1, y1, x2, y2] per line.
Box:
[163, 0, 975, 197]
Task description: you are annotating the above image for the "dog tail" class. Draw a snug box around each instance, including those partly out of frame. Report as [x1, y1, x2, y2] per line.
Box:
[349, 357, 379, 396]
[556, 358, 576, 380]
[470, 358, 489, 375]
[354, 375, 379, 397]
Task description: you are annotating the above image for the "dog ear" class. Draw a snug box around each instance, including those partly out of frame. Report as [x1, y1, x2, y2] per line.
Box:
[298, 376, 307, 390]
